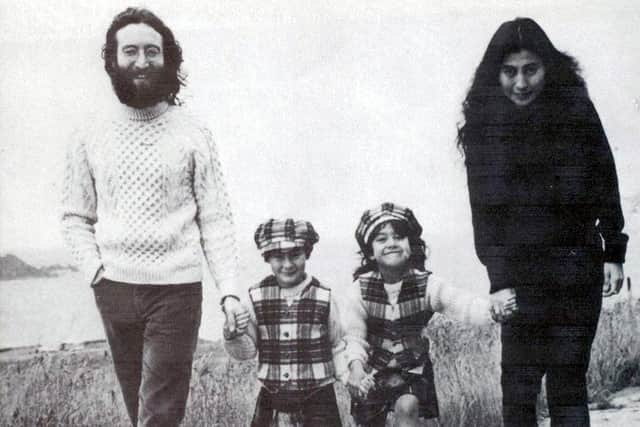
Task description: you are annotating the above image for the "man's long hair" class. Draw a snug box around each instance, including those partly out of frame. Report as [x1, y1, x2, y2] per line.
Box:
[102, 7, 186, 105]
[456, 17, 586, 158]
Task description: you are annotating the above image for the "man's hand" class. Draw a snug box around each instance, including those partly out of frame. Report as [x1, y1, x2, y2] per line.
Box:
[602, 262, 624, 297]
[490, 288, 518, 323]
[222, 297, 249, 335]
[223, 319, 244, 340]
[347, 360, 375, 399]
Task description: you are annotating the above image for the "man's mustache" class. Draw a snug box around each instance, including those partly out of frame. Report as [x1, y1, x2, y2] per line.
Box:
[121, 65, 163, 80]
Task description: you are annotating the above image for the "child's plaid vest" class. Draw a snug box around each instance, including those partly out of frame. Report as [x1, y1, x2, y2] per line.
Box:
[358, 269, 434, 372]
[249, 276, 334, 392]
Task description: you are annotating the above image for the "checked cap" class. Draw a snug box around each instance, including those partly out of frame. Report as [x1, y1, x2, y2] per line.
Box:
[355, 202, 422, 252]
[254, 218, 319, 255]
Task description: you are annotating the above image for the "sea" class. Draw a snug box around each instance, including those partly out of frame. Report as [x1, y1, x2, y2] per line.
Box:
[1, 236, 636, 351]
[0, 272, 228, 350]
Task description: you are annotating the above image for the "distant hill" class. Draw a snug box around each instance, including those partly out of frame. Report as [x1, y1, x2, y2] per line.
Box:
[0, 254, 77, 281]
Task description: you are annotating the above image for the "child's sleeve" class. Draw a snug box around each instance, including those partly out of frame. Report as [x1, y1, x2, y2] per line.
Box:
[340, 281, 370, 369]
[425, 274, 492, 325]
[329, 291, 348, 380]
[223, 299, 258, 360]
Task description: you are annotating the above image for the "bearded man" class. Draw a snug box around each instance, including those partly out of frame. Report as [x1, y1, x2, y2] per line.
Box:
[61, 8, 248, 426]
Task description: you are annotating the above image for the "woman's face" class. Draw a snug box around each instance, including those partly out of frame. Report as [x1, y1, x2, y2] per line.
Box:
[499, 49, 546, 107]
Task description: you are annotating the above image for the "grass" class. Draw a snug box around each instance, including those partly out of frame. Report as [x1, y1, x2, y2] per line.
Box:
[1, 299, 638, 426]
[587, 298, 640, 406]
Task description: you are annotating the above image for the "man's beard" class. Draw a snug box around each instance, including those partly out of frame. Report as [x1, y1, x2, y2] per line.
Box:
[110, 65, 173, 109]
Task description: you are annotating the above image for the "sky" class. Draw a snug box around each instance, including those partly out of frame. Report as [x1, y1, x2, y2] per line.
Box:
[1, 0, 639, 290]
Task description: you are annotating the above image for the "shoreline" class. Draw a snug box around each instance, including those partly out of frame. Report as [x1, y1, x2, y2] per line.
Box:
[0, 338, 220, 363]
[0, 340, 109, 363]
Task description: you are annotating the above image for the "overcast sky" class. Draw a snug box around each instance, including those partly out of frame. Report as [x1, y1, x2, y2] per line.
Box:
[2, 0, 639, 344]
[1, 0, 638, 278]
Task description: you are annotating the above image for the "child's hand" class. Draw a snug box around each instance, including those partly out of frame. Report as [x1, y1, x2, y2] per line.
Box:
[490, 288, 518, 323]
[347, 360, 373, 399]
[360, 371, 376, 396]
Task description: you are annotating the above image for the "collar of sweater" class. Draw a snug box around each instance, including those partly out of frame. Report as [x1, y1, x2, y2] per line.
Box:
[120, 101, 170, 122]
[278, 274, 313, 299]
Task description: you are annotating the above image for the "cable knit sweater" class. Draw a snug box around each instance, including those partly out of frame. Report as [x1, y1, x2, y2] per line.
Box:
[61, 101, 238, 296]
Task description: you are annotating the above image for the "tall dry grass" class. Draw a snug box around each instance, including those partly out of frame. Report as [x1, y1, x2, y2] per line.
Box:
[588, 298, 640, 406]
[1, 299, 638, 426]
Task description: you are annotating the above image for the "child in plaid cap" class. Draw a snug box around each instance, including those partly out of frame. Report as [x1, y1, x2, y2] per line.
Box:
[224, 218, 345, 427]
[343, 203, 516, 427]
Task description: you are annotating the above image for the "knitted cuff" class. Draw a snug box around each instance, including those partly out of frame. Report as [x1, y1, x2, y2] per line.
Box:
[217, 277, 239, 303]
[603, 242, 627, 264]
[487, 267, 511, 294]
[468, 297, 493, 325]
[220, 294, 240, 312]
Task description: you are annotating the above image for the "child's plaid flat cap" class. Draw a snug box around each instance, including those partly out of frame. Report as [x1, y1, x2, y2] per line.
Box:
[254, 218, 319, 255]
[355, 202, 422, 252]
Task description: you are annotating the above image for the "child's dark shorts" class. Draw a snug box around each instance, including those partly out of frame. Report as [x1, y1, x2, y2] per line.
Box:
[350, 366, 439, 426]
[251, 383, 342, 427]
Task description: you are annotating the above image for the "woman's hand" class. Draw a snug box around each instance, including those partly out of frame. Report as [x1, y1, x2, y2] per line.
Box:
[490, 288, 518, 322]
[602, 262, 624, 297]
[347, 360, 375, 399]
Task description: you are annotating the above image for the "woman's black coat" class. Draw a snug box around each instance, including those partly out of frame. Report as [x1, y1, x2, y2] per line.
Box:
[465, 92, 628, 293]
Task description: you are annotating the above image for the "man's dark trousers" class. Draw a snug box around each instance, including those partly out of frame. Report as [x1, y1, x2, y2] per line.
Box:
[93, 279, 202, 427]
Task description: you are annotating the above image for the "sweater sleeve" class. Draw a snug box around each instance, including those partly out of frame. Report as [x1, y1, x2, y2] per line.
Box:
[584, 101, 628, 262]
[60, 130, 103, 286]
[466, 168, 491, 267]
[465, 144, 509, 293]
[329, 291, 348, 380]
[193, 128, 239, 298]
[341, 281, 370, 368]
[425, 274, 492, 325]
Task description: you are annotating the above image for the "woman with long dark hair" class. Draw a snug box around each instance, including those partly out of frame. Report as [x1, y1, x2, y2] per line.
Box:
[458, 18, 628, 426]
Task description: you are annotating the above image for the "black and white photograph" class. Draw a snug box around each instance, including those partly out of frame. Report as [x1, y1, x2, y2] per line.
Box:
[0, 1, 638, 426]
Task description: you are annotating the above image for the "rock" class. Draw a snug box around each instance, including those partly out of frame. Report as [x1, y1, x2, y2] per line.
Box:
[540, 387, 640, 426]
[0, 253, 77, 281]
[0, 254, 50, 280]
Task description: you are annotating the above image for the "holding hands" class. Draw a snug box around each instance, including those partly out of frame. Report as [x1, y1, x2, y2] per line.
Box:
[490, 288, 518, 323]
[347, 360, 376, 400]
[222, 296, 250, 339]
[602, 262, 624, 297]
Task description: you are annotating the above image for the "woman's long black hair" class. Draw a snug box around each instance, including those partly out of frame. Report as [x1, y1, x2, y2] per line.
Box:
[456, 17, 586, 158]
